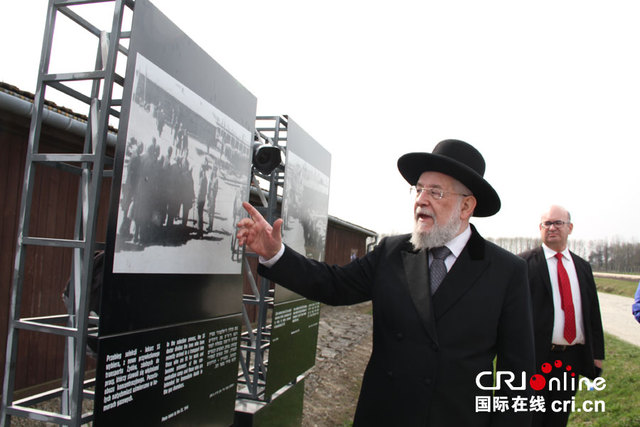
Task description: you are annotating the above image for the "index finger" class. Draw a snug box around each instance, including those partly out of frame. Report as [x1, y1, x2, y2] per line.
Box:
[242, 201, 263, 221]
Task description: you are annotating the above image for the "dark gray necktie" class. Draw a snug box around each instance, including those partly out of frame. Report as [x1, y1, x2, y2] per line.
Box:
[430, 246, 451, 295]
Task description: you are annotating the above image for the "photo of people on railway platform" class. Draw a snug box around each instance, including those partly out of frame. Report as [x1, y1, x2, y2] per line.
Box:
[113, 53, 251, 274]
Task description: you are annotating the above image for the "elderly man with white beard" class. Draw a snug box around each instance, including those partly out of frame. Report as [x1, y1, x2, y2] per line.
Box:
[236, 139, 535, 427]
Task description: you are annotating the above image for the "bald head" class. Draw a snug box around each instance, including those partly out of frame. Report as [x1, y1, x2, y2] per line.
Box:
[539, 205, 573, 252]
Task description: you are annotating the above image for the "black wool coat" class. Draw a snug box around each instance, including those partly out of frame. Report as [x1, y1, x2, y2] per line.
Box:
[259, 225, 535, 426]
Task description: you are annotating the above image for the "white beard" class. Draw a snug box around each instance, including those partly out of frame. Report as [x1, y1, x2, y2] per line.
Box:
[410, 202, 463, 250]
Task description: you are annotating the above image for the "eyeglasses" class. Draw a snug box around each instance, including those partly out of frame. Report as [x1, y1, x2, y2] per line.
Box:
[540, 220, 569, 229]
[410, 186, 471, 201]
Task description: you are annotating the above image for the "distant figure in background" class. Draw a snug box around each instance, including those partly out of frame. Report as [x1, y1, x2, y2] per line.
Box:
[119, 138, 143, 238]
[133, 141, 161, 243]
[633, 281, 640, 323]
[519, 205, 605, 427]
[155, 100, 165, 136]
[180, 159, 195, 227]
[174, 121, 183, 150]
[158, 145, 173, 229]
[196, 163, 209, 238]
[206, 166, 219, 233]
[166, 156, 183, 227]
[180, 123, 189, 156]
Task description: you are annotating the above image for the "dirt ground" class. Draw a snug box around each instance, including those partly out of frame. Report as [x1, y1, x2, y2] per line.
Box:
[302, 302, 373, 427]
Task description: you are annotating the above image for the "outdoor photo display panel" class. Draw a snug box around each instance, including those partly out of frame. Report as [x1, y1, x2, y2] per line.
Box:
[264, 299, 321, 397]
[101, 0, 256, 334]
[113, 53, 251, 275]
[93, 314, 240, 426]
[276, 118, 331, 302]
[266, 118, 330, 397]
[96, 1, 257, 424]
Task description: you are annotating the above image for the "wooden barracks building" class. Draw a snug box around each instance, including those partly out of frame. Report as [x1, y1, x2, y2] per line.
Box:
[0, 82, 377, 395]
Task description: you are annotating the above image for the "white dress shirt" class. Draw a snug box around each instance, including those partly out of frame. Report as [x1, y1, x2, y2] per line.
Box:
[428, 224, 472, 272]
[542, 243, 585, 345]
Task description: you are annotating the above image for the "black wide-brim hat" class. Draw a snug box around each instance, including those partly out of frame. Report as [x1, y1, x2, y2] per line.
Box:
[397, 139, 501, 217]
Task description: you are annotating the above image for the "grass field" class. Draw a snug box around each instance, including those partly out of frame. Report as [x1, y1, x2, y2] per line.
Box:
[594, 276, 638, 299]
[569, 276, 640, 426]
[568, 333, 640, 426]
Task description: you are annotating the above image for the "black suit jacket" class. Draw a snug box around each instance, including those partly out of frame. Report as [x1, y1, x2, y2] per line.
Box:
[259, 225, 535, 426]
[519, 247, 605, 379]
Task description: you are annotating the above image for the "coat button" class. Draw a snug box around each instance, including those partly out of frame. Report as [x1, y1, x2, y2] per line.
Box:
[395, 332, 404, 340]
[424, 377, 432, 385]
[386, 371, 393, 378]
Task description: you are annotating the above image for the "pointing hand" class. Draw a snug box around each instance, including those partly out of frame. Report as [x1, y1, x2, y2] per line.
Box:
[236, 202, 283, 259]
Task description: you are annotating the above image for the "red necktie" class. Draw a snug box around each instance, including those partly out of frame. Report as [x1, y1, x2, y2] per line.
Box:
[555, 253, 576, 344]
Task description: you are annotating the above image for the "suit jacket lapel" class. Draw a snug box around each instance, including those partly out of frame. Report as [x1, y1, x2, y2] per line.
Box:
[571, 252, 593, 317]
[401, 247, 438, 344]
[536, 247, 554, 299]
[432, 226, 488, 320]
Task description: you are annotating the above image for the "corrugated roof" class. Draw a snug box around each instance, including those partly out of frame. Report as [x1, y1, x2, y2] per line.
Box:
[0, 81, 118, 133]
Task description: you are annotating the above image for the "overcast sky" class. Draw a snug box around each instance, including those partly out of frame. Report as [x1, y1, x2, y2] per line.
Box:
[2, 1, 639, 242]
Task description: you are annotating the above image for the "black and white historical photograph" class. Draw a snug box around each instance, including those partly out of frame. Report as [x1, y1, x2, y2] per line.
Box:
[113, 53, 251, 274]
[281, 150, 330, 262]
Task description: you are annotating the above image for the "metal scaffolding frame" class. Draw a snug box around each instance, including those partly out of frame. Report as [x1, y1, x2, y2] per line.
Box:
[237, 116, 288, 402]
[1, 0, 133, 425]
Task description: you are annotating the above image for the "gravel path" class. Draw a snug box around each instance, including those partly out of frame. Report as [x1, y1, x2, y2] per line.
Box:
[302, 302, 372, 427]
[597, 292, 640, 347]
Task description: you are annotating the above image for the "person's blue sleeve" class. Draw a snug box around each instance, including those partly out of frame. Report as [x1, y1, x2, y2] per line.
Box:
[633, 281, 640, 323]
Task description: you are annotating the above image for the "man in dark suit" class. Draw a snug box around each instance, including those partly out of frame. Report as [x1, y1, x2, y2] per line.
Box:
[520, 205, 605, 427]
[237, 139, 535, 426]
